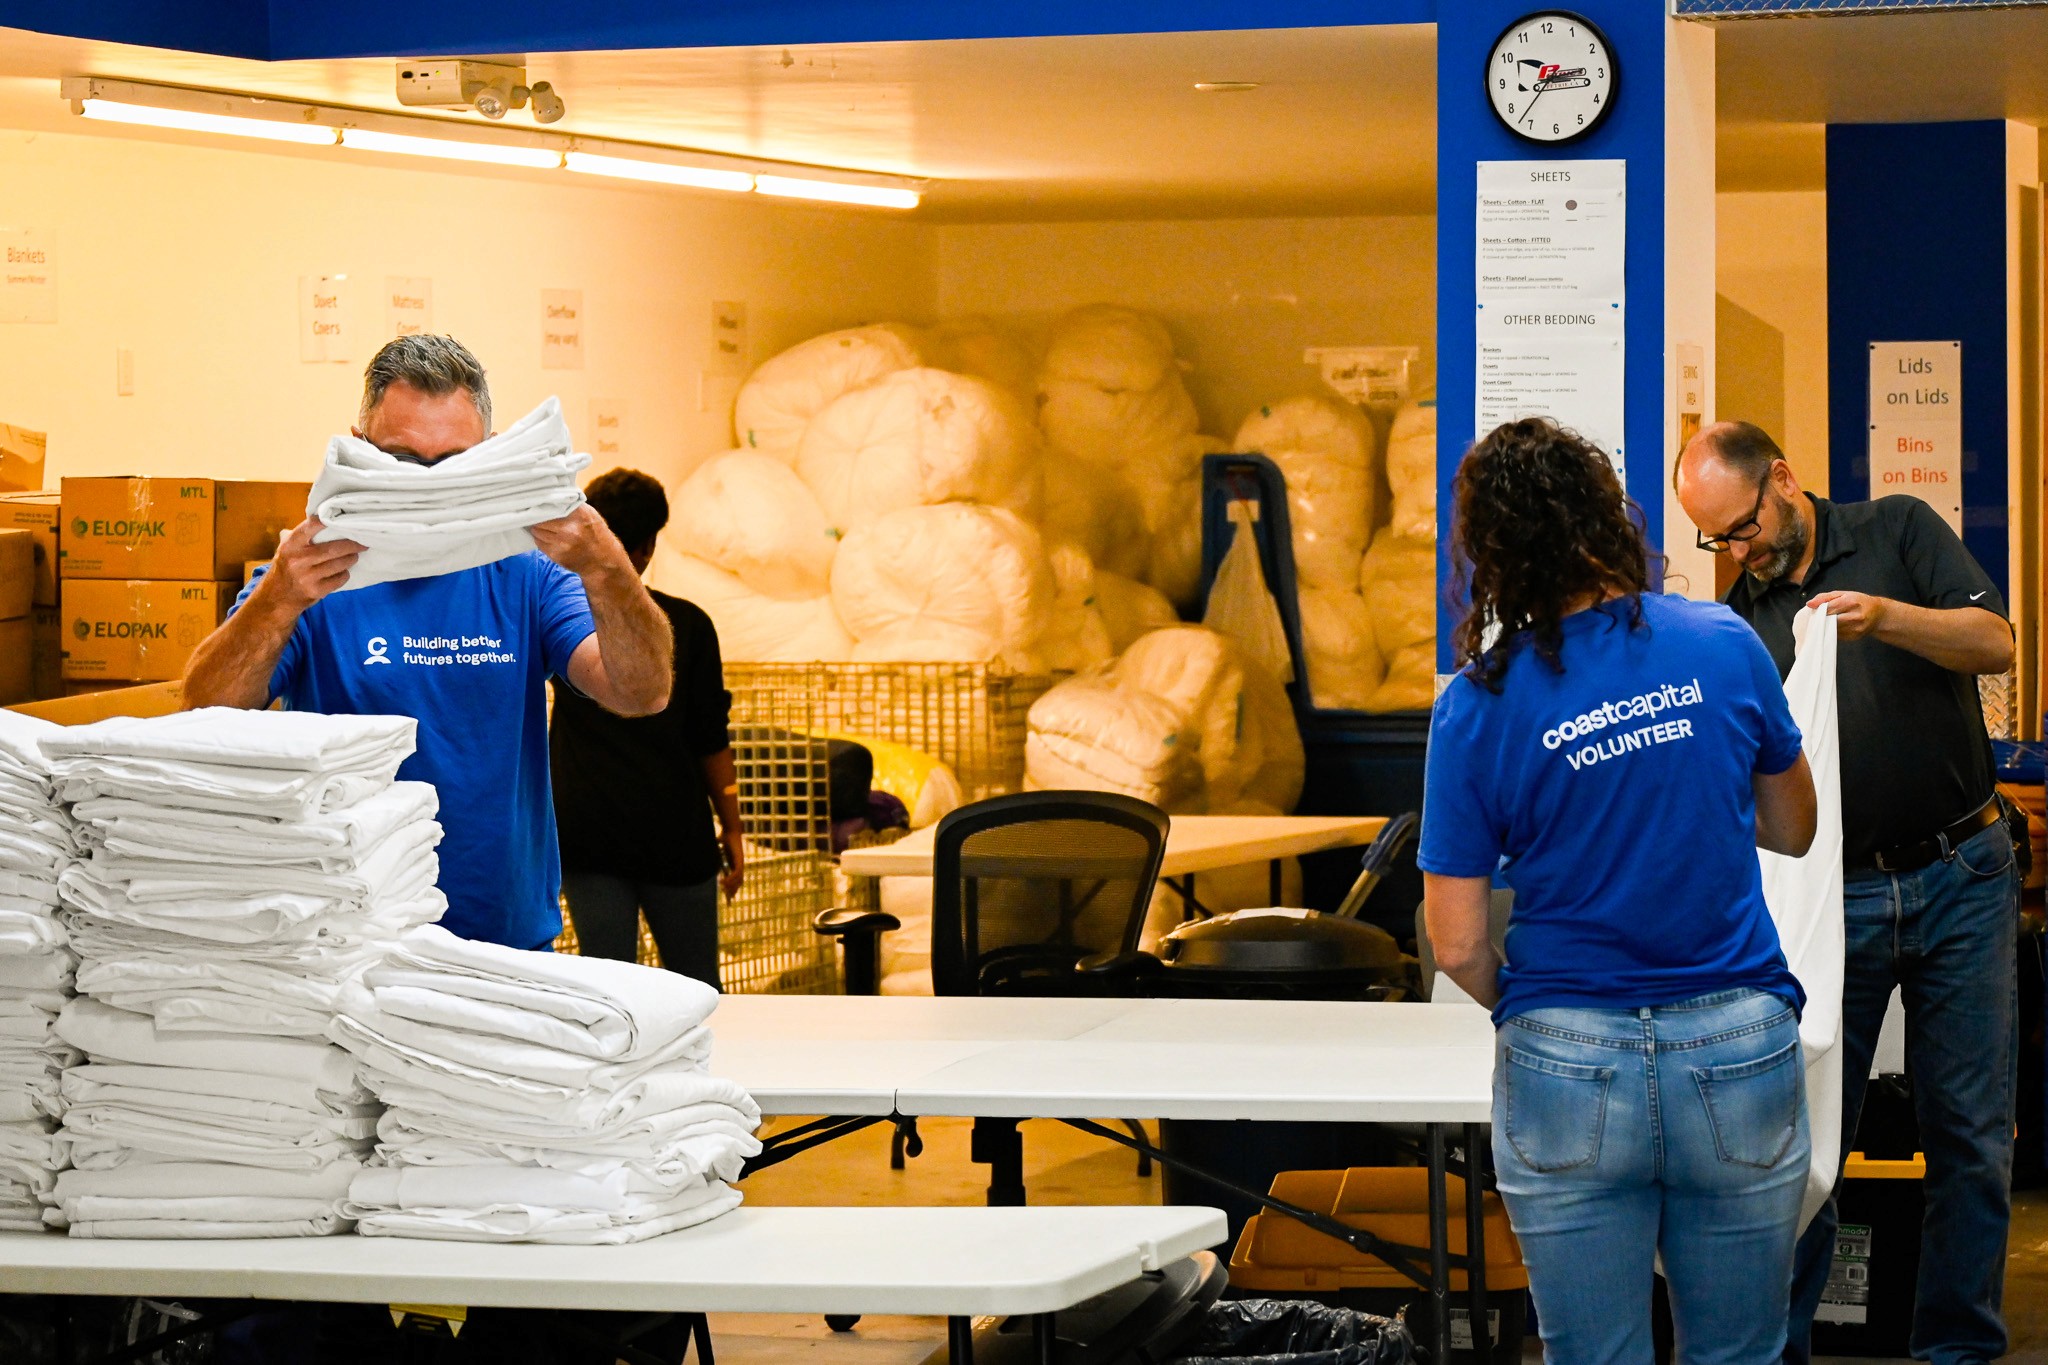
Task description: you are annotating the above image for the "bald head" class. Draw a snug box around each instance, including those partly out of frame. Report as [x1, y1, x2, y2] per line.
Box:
[1675, 420, 1813, 583]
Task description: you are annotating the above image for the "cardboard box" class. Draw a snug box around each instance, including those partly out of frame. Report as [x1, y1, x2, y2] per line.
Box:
[0, 617, 26, 705]
[0, 492, 59, 606]
[59, 479, 308, 582]
[0, 424, 45, 495]
[60, 579, 234, 682]
[0, 529, 30, 621]
[29, 605, 57, 700]
[5, 679, 185, 724]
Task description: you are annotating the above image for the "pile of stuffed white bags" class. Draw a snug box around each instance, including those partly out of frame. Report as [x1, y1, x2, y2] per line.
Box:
[37, 709, 442, 1237]
[0, 715, 79, 1231]
[657, 309, 1197, 669]
[332, 925, 760, 1244]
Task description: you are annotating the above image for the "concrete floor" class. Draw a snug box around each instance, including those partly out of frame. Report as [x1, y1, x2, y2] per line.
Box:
[705, 1117, 2048, 1364]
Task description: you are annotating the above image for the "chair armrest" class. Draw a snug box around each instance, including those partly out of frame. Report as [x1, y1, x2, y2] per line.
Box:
[1076, 949, 1162, 980]
[812, 907, 902, 939]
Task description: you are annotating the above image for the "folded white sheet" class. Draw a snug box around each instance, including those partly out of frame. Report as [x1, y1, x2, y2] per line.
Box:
[73, 783, 438, 870]
[0, 951, 77, 992]
[62, 1194, 346, 1224]
[374, 1125, 758, 1188]
[311, 396, 590, 591]
[60, 1112, 372, 1170]
[359, 1008, 710, 1090]
[63, 1063, 371, 1114]
[68, 1213, 350, 1238]
[0, 875, 58, 908]
[86, 821, 441, 904]
[56, 999, 360, 1092]
[59, 885, 444, 948]
[372, 924, 718, 1059]
[42, 709, 417, 776]
[350, 1182, 740, 1245]
[0, 911, 65, 955]
[56, 1159, 360, 1201]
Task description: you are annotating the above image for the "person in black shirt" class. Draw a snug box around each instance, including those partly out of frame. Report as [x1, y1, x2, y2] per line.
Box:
[550, 469, 742, 987]
[1677, 422, 2019, 1365]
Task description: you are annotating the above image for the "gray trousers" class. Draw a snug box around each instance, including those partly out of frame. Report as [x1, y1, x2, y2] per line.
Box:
[560, 870, 722, 991]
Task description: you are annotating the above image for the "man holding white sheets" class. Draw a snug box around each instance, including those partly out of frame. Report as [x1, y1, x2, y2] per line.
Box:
[184, 335, 674, 949]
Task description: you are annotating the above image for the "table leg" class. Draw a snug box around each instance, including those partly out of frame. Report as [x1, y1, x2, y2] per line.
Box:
[1428, 1123, 1451, 1365]
[1033, 1311, 1058, 1364]
[971, 1116, 1027, 1206]
[948, 1315, 976, 1364]
[1463, 1123, 1491, 1363]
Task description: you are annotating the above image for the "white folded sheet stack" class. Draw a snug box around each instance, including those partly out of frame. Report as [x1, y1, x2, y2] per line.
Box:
[331, 924, 762, 1244]
[309, 395, 592, 591]
[50, 1000, 377, 1237]
[0, 713, 82, 1231]
[41, 708, 445, 1039]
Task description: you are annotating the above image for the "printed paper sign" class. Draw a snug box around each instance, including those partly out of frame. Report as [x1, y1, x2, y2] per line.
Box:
[1868, 341, 1961, 535]
[589, 399, 626, 459]
[0, 228, 56, 324]
[542, 289, 584, 370]
[710, 301, 749, 376]
[386, 276, 433, 339]
[298, 275, 352, 364]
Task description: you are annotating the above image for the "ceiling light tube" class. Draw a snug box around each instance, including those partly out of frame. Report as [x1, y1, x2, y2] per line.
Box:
[754, 175, 920, 210]
[77, 98, 339, 146]
[564, 151, 753, 193]
[340, 127, 561, 169]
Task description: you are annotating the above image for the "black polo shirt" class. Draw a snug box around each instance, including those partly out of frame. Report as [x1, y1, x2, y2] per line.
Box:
[1724, 494, 2005, 871]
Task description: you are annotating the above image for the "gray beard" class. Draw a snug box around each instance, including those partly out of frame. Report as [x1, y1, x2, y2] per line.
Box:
[1744, 509, 1811, 585]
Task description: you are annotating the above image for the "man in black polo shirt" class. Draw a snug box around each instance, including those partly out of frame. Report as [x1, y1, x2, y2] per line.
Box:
[1676, 421, 2019, 1365]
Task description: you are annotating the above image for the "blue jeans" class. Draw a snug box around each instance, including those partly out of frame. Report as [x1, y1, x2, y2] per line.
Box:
[1785, 820, 2019, 1365]
[560, 871, 722, 990]
[1493, 988, 1809, 1365]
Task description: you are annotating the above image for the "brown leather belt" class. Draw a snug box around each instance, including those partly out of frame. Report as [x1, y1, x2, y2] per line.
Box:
[1870, 796, 2004, 874]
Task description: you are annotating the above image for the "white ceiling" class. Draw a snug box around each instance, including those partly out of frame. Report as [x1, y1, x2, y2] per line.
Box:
[0, 23, 1438, 221]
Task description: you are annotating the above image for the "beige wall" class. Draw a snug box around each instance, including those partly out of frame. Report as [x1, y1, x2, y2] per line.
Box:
[932, 216, 1437, 440]
[1715, 190, 1829, 495]
[0, 126, 933, 492]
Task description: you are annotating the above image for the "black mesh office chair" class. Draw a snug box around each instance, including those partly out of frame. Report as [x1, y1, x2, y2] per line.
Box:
[817, 790, 1170, 1173]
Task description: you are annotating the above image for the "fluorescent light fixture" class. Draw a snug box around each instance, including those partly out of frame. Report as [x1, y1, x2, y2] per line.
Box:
[754, 175, 920, 210]
[564, 151, 753, 193]
[77, 98, 338, 146]
[340, 127, 561, 169]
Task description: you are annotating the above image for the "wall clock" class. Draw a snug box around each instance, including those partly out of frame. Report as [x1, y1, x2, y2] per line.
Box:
[1487, 12, 1617, 144]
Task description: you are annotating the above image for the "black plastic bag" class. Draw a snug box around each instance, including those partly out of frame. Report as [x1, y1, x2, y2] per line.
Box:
[1172, 1299, 1413, 1364]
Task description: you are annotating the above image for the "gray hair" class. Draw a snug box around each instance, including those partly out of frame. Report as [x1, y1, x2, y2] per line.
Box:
[360, 334, 492, 432]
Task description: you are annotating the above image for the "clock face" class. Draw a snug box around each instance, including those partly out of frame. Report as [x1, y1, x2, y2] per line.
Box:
[1487, 12, 1617, 145]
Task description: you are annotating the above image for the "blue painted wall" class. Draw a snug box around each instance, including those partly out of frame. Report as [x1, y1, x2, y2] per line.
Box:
[1436, 1, 1671, 667]
[1826, 120, 2009, 596]
[2, 0, 1432, 60]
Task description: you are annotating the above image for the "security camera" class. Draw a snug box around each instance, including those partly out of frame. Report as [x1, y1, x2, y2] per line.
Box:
[529, 82, 565, 124]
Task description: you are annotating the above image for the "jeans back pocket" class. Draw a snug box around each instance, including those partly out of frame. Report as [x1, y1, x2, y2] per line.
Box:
[1503, 1046, 1614, 1173]
[1691, 1038, 1802, 1169]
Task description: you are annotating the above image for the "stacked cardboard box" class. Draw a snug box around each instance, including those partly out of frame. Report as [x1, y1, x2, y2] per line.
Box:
[0, 527, 31, 703]
[57, 479, 306, 686]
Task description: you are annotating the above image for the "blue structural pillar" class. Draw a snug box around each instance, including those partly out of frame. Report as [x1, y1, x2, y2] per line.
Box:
[1827, 121, 2016, 598]
[1437, 5, 1716, 671]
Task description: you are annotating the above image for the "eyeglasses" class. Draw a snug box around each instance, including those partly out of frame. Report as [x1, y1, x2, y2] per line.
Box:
[1695, 475, 1772, 554]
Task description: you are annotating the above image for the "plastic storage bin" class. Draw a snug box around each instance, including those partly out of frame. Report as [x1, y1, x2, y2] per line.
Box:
[1810, 1152, 1926, 1359]
[1227, 1169, 1526, 1365]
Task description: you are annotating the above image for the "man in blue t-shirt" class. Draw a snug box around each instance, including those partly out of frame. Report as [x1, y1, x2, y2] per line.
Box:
[183, 335, 674, 948]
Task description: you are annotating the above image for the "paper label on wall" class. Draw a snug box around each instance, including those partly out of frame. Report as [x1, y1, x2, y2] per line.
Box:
[542, 289, 584, 370]
[1677, 342, 1705, 454]
[298, 275, 352, 363]
[710, 301, 749, 377]
[0, 228, 56, 324]
[1473, 160, 1626, 474]
[589, 399, 626, 459]
[1476, 160, 1626, 300]
[386, 277, 433, 339]
[1868, 341, 1962, 535]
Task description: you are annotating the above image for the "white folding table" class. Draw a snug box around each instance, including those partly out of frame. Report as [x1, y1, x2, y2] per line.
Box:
[0, 1204, 1227, 1365]
[838, 814, 1389, 913]
[717, 994, 1496, 1365]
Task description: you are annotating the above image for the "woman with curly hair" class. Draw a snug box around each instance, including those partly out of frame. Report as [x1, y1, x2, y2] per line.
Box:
[1419, 418, 1820, 1365]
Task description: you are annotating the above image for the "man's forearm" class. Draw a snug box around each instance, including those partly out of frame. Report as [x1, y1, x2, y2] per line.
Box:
[182, 580, 303, 710]
[703, 749, 741, 837]
[1878, 603, 2014, 675]
[583, 563, 673, 715]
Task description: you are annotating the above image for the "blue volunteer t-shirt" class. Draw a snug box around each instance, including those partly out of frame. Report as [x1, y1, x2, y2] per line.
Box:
[235, 552, 594, 949]
[1418, 594, 1806, 1024]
